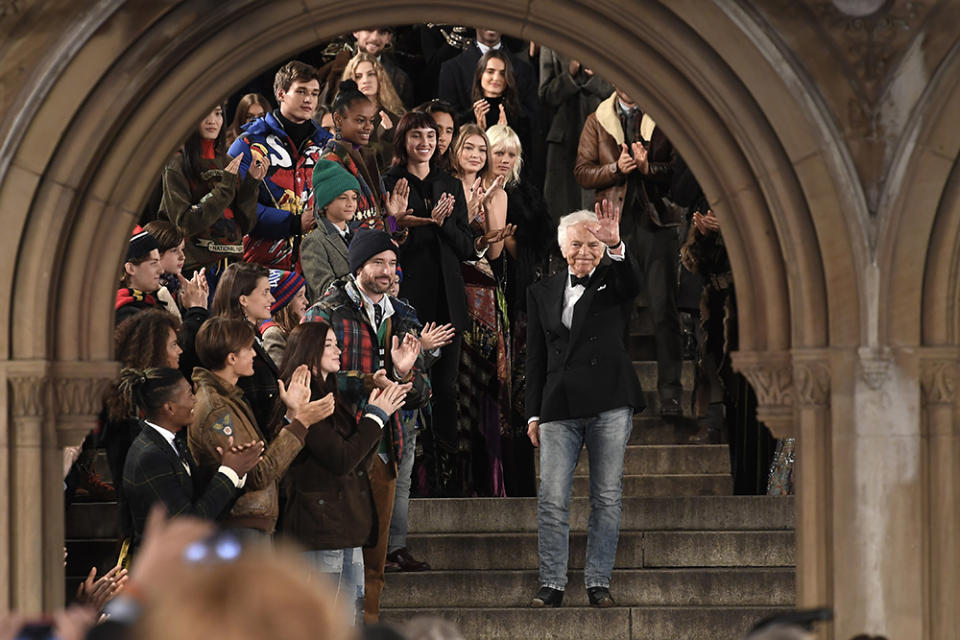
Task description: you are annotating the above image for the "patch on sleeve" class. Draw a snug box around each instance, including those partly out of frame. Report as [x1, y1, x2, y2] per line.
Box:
[210, 413, 234, 437]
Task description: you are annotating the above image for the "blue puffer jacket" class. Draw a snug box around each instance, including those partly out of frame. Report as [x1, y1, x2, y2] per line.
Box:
[227, 112, 333, 269]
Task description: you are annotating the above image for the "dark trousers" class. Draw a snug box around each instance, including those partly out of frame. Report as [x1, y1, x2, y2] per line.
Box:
[627, 216, 683, 400]
[430, 332, 463, 451]
[362, 457, 396, 623]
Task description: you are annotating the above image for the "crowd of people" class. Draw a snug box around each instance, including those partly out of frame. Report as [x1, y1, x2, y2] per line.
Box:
[50, 24, 797, 637]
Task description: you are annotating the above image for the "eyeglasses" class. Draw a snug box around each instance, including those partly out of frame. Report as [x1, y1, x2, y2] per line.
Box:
[183, 531, 244, 564]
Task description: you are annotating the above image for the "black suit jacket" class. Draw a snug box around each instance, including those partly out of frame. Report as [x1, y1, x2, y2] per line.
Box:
[525, 251, 645, 422]
[122, 423, 238, 546]
[437, 44, 539, 121]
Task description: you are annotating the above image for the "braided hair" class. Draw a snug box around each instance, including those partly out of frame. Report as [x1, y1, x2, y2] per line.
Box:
[117, 367, 185, 420]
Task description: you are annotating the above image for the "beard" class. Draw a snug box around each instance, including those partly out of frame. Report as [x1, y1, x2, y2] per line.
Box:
[358, 270, 391, 295]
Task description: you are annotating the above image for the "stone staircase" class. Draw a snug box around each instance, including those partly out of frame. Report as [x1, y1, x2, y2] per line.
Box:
[64, 359, 796, 639]
[380, 361, 796, 639]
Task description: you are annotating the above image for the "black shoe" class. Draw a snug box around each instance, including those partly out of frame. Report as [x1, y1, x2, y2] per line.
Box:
[530, 586, 564, 608]
[660, 396, 682, 418]
[587, 586, 615, 608]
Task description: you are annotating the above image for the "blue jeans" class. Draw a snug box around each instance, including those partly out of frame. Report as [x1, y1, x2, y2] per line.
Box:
[303, 547, 365, 625]
[388, 411, 418, 552]
[537, 406, 633, 590]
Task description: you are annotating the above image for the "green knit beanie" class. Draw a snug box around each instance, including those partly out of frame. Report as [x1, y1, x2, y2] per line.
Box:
[312, 159, 361, 214]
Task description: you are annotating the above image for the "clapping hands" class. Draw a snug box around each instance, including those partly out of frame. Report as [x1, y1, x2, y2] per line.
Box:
[177, 270, 209, 309]
[693, 209, 719, 235]
[420, 322, 456, 351]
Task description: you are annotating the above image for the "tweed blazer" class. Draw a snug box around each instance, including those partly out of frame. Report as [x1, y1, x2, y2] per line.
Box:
[122, 422, 238, 546]
[301, 218, 351, 303]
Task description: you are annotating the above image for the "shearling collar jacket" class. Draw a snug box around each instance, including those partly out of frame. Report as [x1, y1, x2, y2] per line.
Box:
[574, 92, 680, 227]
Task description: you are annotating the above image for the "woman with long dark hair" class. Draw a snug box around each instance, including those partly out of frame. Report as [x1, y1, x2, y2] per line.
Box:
[467, 50, 532, 177]
[278, 322, 408, 625]
[204, 262, 280, 439]
[417, 99, 458, 174]
[159, 105, 269, 290]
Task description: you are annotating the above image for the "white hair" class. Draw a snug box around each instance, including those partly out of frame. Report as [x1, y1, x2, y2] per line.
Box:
[485, 124, 523, 185]
[557, 209, 598, 249]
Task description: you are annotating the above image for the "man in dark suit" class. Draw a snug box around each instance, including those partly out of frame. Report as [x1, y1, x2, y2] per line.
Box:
[437, 28, 539, 122]
[122, 368, 263, 549]
[525, 200, 645, 609]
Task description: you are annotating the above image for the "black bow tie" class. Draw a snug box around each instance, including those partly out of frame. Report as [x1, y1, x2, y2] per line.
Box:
[570, 274, 591, 288]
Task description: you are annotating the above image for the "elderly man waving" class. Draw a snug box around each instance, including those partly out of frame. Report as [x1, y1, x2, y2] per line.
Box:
[525, 199, 645, 609]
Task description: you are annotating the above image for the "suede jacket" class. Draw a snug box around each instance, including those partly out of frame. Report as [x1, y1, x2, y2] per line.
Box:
[188, 367, 307, 532]
[574, 93, 679, 227]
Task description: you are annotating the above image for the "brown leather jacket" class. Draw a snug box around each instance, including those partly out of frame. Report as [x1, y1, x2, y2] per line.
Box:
[574, 93, 680, 227]
[188, 367, 307, 533]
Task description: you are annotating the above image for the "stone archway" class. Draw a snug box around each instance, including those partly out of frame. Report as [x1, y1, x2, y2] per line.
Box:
[0, 2, 956, 638]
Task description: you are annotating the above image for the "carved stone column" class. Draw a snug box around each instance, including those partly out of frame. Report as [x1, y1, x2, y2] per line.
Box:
[1, 359, 118, 612]
[918, 348, 959, 640]
[3, 361, 51, 613]
[792, 349, 833, 637]
[731, 350, 795, 437]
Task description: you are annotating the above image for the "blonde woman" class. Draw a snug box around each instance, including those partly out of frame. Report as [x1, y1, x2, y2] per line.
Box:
[485, 124, 553, 497]
[342, 52, 405, 167]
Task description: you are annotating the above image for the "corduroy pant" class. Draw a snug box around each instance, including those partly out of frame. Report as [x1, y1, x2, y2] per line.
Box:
[362, 456, 397, 623]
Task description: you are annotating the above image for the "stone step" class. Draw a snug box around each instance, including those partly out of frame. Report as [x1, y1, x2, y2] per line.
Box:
[407, 496, 794, 534]
[381, 568, 795, 608]
[536, 445, 730, 477]
[634, 360, 695, 391]
[570, 473, 732, 497]
[380, 606, 790, 640]
[405, 530, 795, 570]
[629, 416, 705, 445]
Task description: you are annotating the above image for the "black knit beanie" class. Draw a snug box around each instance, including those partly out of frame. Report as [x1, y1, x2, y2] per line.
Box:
[348, 228, 398, 274]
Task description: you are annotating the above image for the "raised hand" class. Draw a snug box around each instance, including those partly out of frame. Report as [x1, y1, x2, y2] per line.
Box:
[391, 332, 421, 378]
[295, 392, 336, 425]
[75, 565, 128, 611]
[386, 177, 412, 221]
[497, 103, 508, 126]
[475, 224, 517, 251]
[617, 143, 637, 175]
[224, 154, 243, 175]
[466, 177, 485, 224]
[420, 322, 456, 351]
[217, 436, 264, 476]
[279, 365, 312, 420]
[430, 192, 456, 226]
[589, 199, 622, 248]
[247, 152, 270, 181]
[367, 381, 409, 416]
[178, 270, 209, 309]
[630, 141, 649, 174]
[379, 110, 394, 131]
[473, 99, 490, 127]
[371, 368, 391, 389]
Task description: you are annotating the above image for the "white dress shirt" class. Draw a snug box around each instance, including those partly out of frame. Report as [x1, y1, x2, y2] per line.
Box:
[476, 41, 503, 56]
[529, 242, 625, 425]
